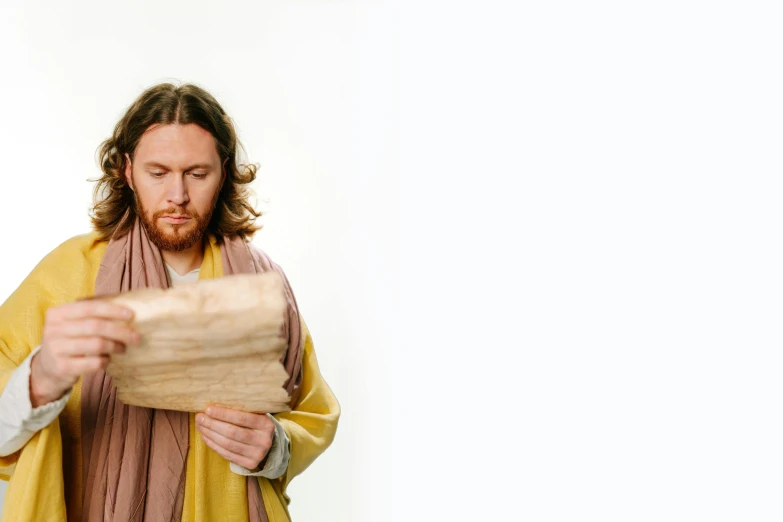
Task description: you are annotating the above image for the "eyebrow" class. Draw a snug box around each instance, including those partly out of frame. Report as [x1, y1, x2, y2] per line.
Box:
[141, 161, 213, 171]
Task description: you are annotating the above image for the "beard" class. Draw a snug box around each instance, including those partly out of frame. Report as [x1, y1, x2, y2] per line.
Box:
[135, 192, 220, 252]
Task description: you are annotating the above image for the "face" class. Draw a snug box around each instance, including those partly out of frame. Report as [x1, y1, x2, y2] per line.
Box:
[125, 123, 225, 252]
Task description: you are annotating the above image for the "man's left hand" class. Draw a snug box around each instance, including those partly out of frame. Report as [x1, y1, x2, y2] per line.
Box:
[196, 406, 275, 470]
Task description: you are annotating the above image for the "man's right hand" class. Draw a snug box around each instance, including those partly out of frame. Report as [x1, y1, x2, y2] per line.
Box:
[30, 300, 139, 407]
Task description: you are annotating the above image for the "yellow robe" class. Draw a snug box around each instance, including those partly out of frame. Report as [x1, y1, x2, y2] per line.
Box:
[0, 232, 340, 522]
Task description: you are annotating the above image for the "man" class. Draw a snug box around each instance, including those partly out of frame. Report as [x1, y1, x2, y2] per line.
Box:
[0, 83, 340, 521]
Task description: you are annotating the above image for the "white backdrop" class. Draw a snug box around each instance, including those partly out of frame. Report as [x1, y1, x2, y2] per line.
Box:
[0, 1, 398, 520]
[5, 1, 783, 521]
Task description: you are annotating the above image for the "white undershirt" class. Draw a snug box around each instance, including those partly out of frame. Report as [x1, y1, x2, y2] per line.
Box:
[165, 263, 200, 284]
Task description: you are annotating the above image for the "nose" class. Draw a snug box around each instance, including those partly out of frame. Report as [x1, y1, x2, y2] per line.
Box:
[166, 174, 190, 207]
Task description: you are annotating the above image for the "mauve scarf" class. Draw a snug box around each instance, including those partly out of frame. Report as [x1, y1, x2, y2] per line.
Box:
[76, 217, 304, 521]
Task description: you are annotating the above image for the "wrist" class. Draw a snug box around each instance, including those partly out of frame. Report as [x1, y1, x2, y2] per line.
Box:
[29, 353, 67, 407]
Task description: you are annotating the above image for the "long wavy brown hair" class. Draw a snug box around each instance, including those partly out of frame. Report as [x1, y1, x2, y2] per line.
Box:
[90, 82, 262, 242]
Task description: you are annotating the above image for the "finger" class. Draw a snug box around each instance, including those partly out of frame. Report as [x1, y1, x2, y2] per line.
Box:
[205, 406, 268, 430]
[57, 301, 134, 322]
[59, 337, 126, 356]
[196, 421, 263, 459]
[60, 319, 139, 345]
[198, 430, 261, 470]
[196, 413, 264, 445]
[68, 355, 111, 374]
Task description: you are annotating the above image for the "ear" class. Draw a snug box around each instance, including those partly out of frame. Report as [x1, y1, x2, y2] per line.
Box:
[124, 153, 134, 191]
[222, 158, 228, 183]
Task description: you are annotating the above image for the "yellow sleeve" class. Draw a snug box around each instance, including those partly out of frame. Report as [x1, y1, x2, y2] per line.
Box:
[0, 255, 55, 475]
[272, 321, 340, 500]
[0, 233, 99, 475]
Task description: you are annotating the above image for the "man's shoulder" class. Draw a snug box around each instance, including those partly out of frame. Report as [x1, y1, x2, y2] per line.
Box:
[38, 231, 108, 271]
[41, 231, 108, 267]
[3, 232, 110, 321]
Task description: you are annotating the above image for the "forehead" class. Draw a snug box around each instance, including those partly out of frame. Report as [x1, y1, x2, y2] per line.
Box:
[134, 123, 220, 165]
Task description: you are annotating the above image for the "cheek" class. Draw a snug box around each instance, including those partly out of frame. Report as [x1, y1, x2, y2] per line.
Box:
[135, 185, 164, 209]
[192, 184, 220, 209]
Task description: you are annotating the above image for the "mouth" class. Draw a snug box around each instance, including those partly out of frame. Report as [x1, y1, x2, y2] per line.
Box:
[161, 215, 191, 224]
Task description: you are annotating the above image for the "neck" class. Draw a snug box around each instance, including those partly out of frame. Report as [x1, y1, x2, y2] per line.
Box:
[161, 238, 205, 276]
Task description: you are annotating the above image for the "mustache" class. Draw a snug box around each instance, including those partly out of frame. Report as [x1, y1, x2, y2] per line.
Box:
[152, 208, 196, 219]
